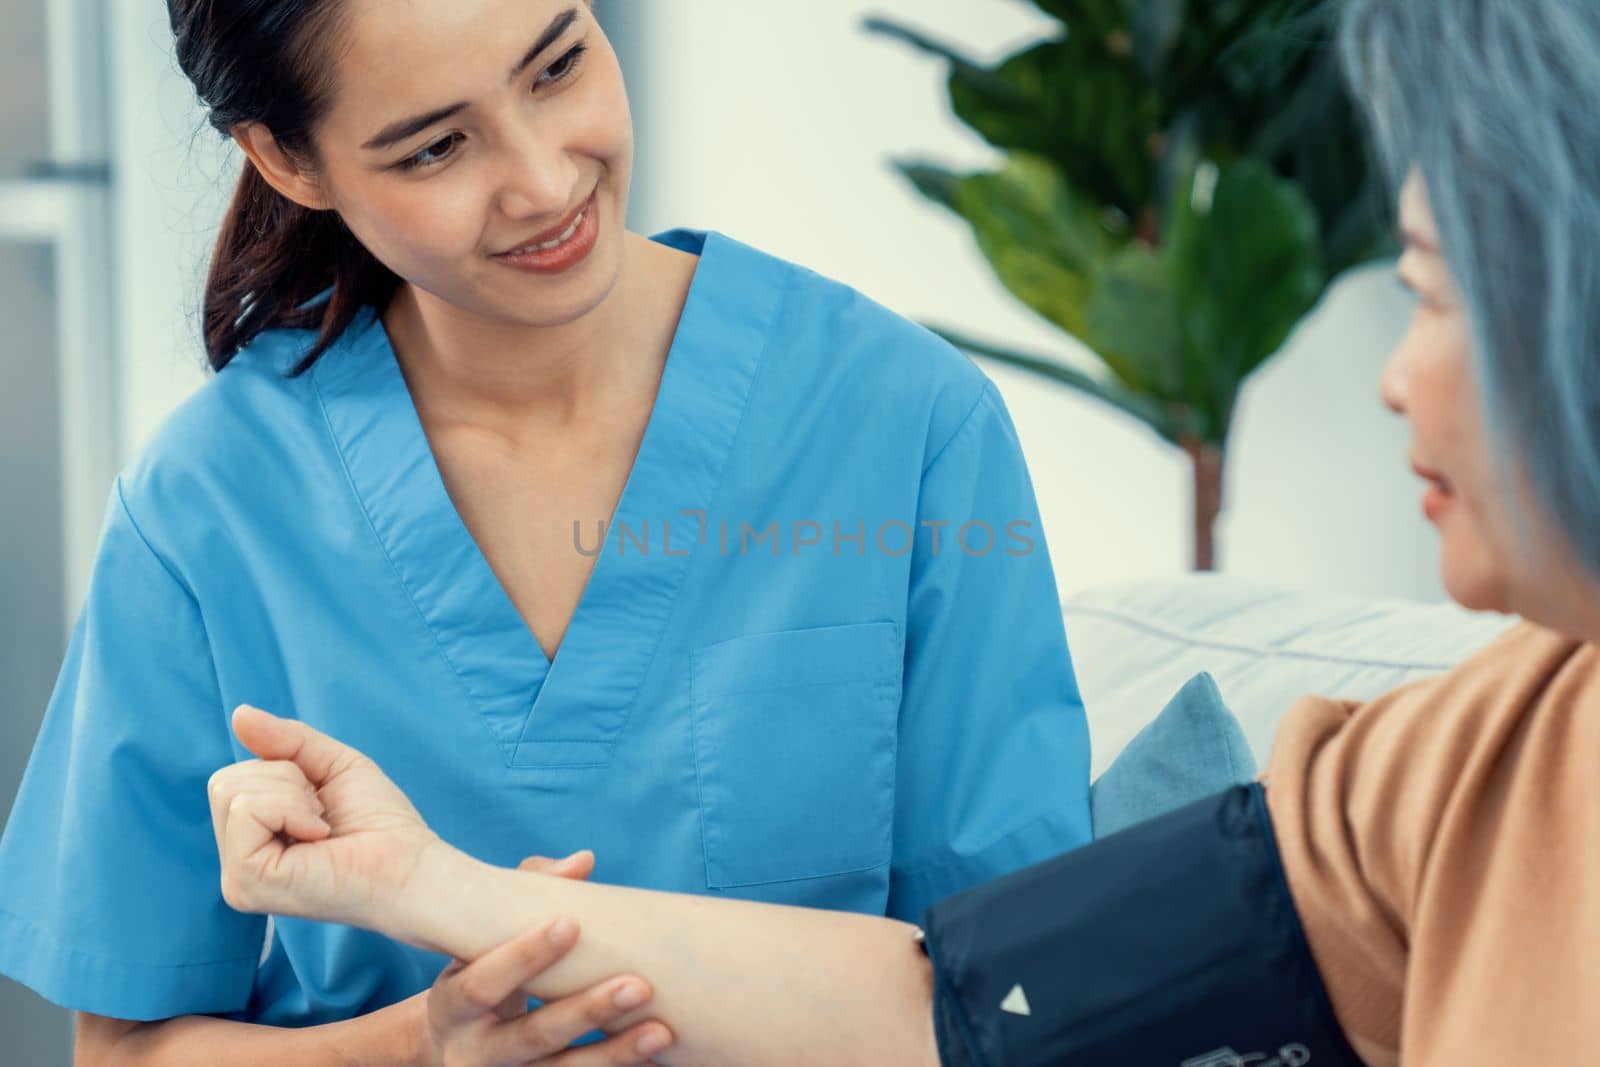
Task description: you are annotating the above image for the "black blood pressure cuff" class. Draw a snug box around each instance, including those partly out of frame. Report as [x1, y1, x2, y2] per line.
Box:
[919, 784, 1365, 1067]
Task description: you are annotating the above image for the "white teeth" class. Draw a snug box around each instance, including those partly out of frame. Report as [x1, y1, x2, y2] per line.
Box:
[511, 209, 585, 255]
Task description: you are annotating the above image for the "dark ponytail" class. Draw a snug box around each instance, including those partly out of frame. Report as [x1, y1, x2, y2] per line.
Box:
[170, 0, 400, 375]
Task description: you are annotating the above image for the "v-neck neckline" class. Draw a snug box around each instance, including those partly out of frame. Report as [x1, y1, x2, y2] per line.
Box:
[312, 230, 790, 768]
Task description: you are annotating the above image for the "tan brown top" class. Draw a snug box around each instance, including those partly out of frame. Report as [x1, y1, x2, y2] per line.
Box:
[1265, 620, 1600, 1066]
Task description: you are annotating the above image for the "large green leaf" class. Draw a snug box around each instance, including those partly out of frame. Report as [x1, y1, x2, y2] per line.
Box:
[1085, 244, 1185, 401]
[866, 13, 1162, 218]
[941, 156, 1140, 380]
[899, 153, 1204, 402]
[1156, 0, 1327, 125]
[1168, 158, 1326, 431]
[958, 155, 1114, 275]
[893, 159, 962, 212]
[946, 40, 1074, 163]
[952, 35, 1160, 216]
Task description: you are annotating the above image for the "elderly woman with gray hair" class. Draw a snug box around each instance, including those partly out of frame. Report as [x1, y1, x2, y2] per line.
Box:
[192, 1, 1600, 1064]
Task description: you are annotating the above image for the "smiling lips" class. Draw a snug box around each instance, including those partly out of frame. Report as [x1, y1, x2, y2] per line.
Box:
[1413, 458, 1456, 522]
[498, 194, 594, 256]
[492, 192, 600, 274]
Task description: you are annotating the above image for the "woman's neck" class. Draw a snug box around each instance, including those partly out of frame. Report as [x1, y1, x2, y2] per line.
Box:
[382, 231, 692, 447]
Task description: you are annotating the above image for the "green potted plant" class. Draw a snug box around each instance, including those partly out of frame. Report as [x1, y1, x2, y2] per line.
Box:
[866, 0, 1392, 569]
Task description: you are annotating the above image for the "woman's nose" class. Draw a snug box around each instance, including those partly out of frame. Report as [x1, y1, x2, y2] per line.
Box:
[497, 175, 573, 221]
[1379, 348, 1409, 415]
[494, 134, 579, 220]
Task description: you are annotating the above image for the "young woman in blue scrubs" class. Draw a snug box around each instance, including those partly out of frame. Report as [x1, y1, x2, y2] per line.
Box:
[0, 0, 1091, 1061]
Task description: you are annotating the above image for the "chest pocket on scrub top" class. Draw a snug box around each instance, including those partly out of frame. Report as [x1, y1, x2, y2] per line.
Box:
[689, 621, 902, 888]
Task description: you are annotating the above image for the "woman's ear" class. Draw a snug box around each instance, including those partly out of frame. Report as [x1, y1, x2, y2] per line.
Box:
[232, 122, 333, 212]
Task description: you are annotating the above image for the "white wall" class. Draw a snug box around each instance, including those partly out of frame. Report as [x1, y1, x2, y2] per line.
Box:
[107, 0, 232, 460]
[104, 0, 1445, 604]
[629, 0, 1444, 603]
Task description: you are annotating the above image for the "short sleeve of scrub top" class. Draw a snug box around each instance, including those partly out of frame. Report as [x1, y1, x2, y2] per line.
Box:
[0, 482, 268, 1020]
[0, 228, 1091, 1026]
[885, 382, 1091, 921]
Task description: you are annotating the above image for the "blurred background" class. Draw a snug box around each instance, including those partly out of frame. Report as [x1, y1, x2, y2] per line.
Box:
[2, 1, 1440, 1060]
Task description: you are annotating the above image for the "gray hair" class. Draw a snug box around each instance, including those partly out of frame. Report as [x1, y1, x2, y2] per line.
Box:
[1340, 0, 1600, 577]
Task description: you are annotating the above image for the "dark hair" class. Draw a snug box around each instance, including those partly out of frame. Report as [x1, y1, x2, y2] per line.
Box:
[170, 0, 400, 375]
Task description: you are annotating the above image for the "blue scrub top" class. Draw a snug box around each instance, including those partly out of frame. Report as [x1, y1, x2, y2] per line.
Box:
[0, 229, 1092, 1025]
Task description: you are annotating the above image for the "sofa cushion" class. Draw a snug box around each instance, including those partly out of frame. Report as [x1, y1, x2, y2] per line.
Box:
[1064, 575, 1515, 776]
[1090, 671, 1257, 838]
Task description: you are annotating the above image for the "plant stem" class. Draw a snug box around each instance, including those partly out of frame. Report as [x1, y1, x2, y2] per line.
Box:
[1182, 439, 1225, 571]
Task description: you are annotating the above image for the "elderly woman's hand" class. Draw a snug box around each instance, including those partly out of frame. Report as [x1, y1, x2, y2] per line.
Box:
[206, 704, 442, 929]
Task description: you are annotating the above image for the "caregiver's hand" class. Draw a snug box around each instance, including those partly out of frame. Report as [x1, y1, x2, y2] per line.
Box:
[207, 703, 442, 929]
[416, 852, 675, 1067]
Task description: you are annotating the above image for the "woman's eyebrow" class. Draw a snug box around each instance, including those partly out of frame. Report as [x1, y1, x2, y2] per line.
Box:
[508, 7, 581, 81]
[363, 103, 469, 152]
[361, 6, 581, 152]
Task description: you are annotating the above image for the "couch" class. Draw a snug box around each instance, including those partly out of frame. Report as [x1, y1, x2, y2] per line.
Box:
[1064, 574, 1517, 778]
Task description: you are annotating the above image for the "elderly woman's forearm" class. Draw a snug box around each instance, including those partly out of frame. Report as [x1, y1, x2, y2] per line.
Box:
[388, 842, 941, 1067]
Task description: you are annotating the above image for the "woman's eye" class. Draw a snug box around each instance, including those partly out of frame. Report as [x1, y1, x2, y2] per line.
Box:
[537, 43, 587, 87]
[401, 133, 463, 172]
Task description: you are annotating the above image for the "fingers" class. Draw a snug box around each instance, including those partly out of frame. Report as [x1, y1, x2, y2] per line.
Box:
[530, 1018, 674, 1065]
[230, 704, 363, 786]
[519, 851, 596, 881]
[207, 760, 321, 853]
[217, 788, 330, 912]
[480, 978, 670, 1065]
[432, 917, 582, 1028]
